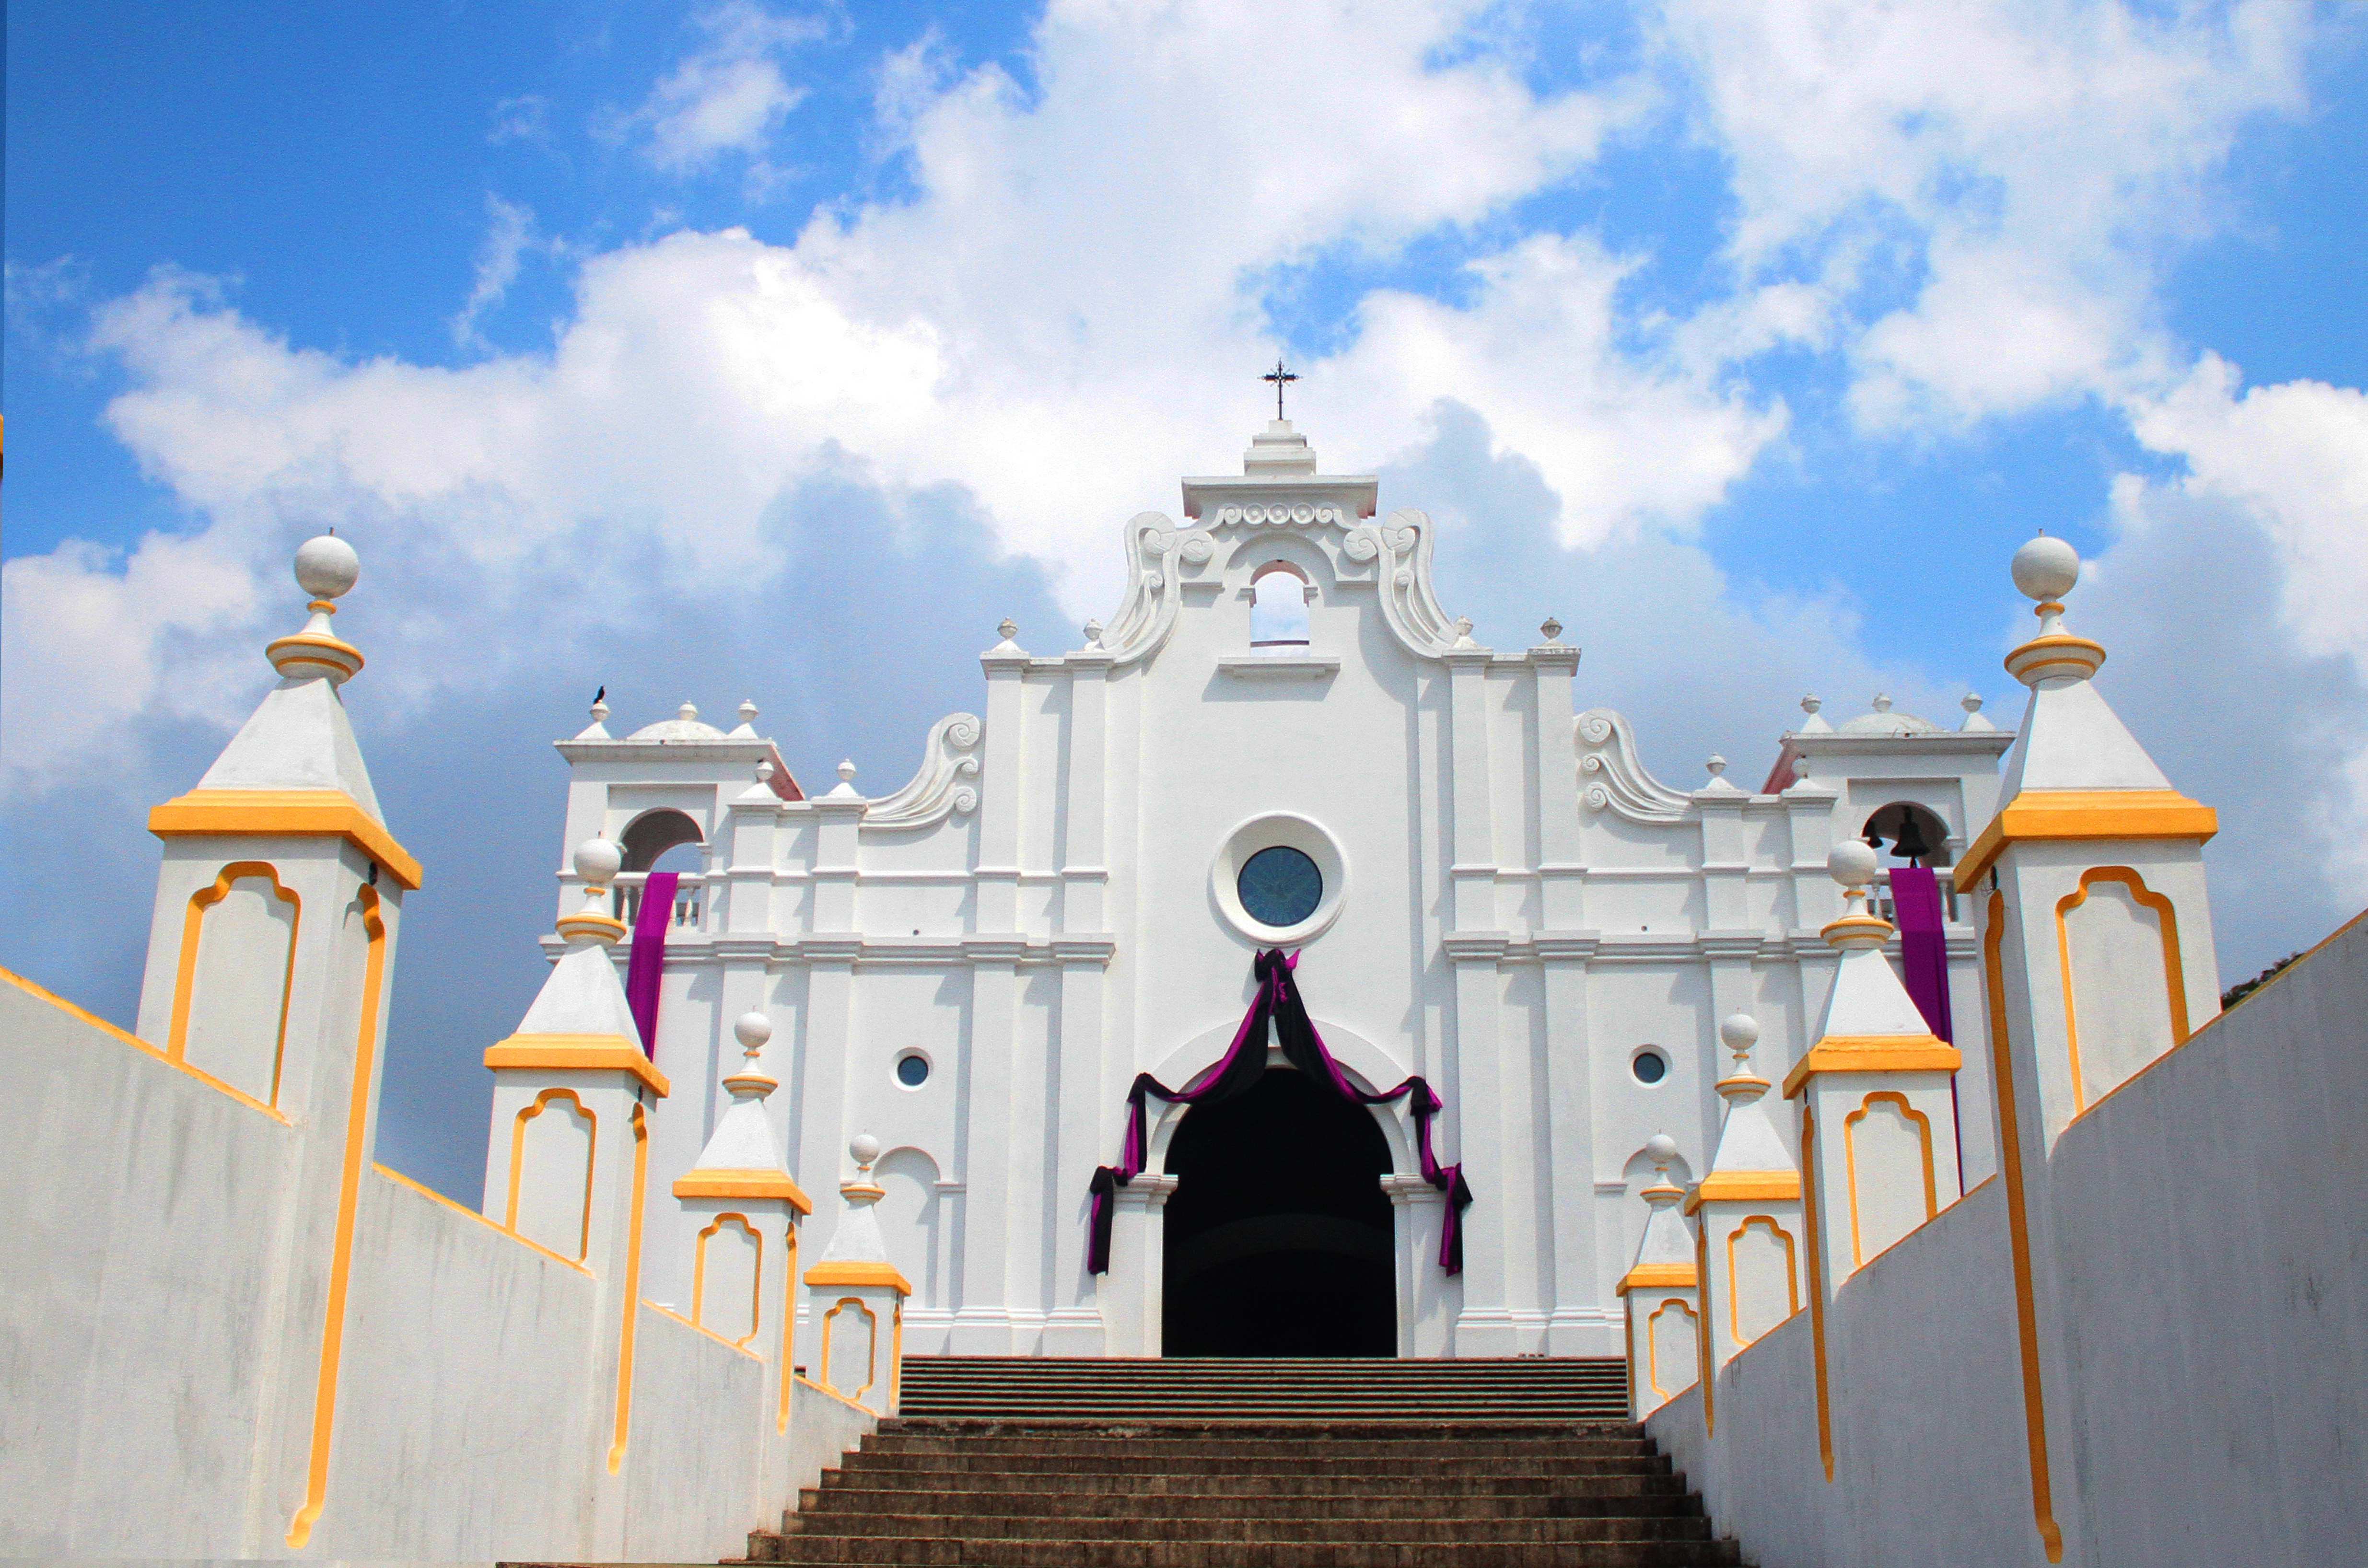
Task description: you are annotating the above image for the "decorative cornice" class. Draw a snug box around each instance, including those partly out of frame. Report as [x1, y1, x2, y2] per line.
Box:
[149, 788, 424, 889]
[1783, 1034, 1961, 1097]
[485, 1034, 669, 1097]
[804, 1259, 912, 1294]
[673, 1169, 813, 1212]
[1956, 788, 2217, 885]
[1683, 1171, 1802, 1213]
[1615, 1262, 1698, 1296]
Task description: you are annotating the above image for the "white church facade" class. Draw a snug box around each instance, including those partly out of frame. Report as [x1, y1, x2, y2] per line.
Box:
[553, 418, 2015, 1362]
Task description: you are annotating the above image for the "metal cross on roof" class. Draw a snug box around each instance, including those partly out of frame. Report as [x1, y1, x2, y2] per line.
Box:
[1262, 359, 1299, 420]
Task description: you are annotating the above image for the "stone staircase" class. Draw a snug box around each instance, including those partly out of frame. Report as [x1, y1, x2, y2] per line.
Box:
[747, 1358, 1736, 1567]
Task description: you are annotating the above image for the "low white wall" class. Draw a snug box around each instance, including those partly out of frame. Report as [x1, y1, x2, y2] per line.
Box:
[0, 974, 874, 1561]
[787, 1377, 882, 1509]
[1650, 913, 2368, 1567]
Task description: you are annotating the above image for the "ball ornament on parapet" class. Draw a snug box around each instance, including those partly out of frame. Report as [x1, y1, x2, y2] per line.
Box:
[294, 533, 361, 600]
[1828, 838, 1879, 890]
[850, 1132, 882, 1173]
[2010, 534, 2080, 603]
[1645, 1131, 1679, 1168]
[556, 836, 630, 945]
[576, 836, 623, 887]
[734, 1011, 773, 1057]
[1718, 1012, 1760, 1059]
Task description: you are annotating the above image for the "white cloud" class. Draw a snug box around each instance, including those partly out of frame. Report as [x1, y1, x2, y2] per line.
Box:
[631, 1, 827, 173]
[6, 0, 2365, 985]
[448, 195, 539, 351]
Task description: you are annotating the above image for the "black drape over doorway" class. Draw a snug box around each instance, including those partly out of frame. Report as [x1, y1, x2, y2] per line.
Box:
[1162, 1069, 1396, 1357]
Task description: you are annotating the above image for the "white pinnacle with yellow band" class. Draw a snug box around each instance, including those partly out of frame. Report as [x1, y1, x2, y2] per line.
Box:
[803, 1134, 912, 1416]
[1789, 841, 1963, 1306]
[1620, 1133, 1700, 1418]
[1684, 1011, 1807, 1412]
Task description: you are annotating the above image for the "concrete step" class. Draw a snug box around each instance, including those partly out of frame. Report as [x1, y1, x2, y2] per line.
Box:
[773, 1512, 1716, 1545]
[835, 1451, 1671, 1481]
[863, 1432, 1659, 1461]
[815, 1469, 1691, 1501]
[798, 1487, 1704, 1521]
[748, 1537, 1742, 1567]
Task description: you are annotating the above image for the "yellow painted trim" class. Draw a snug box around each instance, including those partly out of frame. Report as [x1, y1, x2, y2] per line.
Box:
[673, 1168, 814, 1212]
[1782, 1035, 1960, 1098]
[1616, 1261, 1698, 1296]
[1986, 890, 2067, 1561]
[286, 885, 387, 1547]
[1956, 789, 2216, 886]
[1693, 1217, 1714, 1435]
[150, 789, 422, 890]
[168, 861, 301, 1105]
[608, 1103, 649, 1474]
[485, 1034, 670, 1098]
[1645, 1297, 1697, 1400]
[2054, 865, 2192, 1114]
[644, 1301, 763, 1361]
[371, 1163, 589, 1274]
[890, 1297, 905, 1413]
[794, 1371, 875, 1417]
[693, 1212, 765, 1348]
[506, 1088, 596, 1263]
[1842, 1092, 1938, 1267]
[804, 1259, 913, 1295]
[1723, 1215, 1800, 1350]
[819, 1296, 879, 1402]
[1800, 1104, 1835, 1482]
[778, 1224, 800, 1434]
[1, 965, 291, 1123]
[1683, 1171, 1801, 1213]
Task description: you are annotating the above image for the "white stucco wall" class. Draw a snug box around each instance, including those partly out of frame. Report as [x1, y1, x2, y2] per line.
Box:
[1649, 911, 2368, 1567]
[0, 975, 869, 1561]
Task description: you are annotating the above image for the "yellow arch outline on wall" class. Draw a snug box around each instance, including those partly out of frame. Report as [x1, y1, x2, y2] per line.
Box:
[1692, 1217, 1715, 1435]
[2054, 866, 2191, 1114]
[1724, 1215, 1799, 1350]
[819, 1296, 879, 1403]
[506, 1088, 597, 1263]
[778, 1222, 799, 1434]
[1645, 1297, 1697, 1400]
[693, 1212, 765, 1348]
[285, 884, 385, 1548]
[1843, 1092, 1938, 1266]
[171, 860, 301, 1107]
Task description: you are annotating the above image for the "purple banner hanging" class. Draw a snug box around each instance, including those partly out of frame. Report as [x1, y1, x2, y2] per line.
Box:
[1890, 866, 1953, 1043]
[624, 870, 677, 1059]
[1086, 950, 1474, 1277]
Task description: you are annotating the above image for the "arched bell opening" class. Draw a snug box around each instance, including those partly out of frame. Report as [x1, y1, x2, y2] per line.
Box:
[616, 808, 706, 924]
[1160, 1067, 1396, 1358]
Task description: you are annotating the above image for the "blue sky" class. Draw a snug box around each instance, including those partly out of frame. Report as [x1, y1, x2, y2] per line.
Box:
[7, 0, 2365, 1201]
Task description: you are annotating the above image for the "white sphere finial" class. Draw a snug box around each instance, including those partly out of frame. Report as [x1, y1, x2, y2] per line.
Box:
[1828, 839, 1878, 889]
[574, 836, 622, 887]
[733, 1011, 772, 1054]
[1718, 1012, 1760, 1055]
[294, 534, 360, 600]
[849, 1132, 881, 1171]
[1644, 1132, 1679, 1167]
[2011, 534, 2081, 603]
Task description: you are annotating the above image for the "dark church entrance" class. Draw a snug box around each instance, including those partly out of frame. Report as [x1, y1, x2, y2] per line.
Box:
[1161, 1067, 1396, 1357]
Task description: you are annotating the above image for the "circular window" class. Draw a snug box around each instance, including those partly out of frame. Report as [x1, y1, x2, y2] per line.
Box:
[1209, 813, 1347, 946]
[1632, 1049, 1668, 1085]
[1237, 846, 1323, 929]
[895, 1053, 930, 1089]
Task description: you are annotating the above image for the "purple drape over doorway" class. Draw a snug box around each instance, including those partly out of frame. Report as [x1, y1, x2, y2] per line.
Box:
[1086, 950, 1474, 1276]
[625, 870, 677, 1059]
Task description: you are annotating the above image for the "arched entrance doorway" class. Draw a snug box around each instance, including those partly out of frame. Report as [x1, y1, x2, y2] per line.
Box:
[1161, 1068, 1395, 1357]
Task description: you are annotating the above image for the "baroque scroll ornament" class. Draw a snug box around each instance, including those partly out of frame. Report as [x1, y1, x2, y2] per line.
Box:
[1576, 707, 1693, 824]
[860, 712, 982, 830]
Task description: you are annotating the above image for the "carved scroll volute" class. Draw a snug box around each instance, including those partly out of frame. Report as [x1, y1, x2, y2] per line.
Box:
[1576, 707, 1693, 824]
[860, 712, 984, 831]
[1345, 508, 1460, 657]
[1095, 511, 1196, 666]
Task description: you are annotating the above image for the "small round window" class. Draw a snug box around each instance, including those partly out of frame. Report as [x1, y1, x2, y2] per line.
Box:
[1237, 845, 1323, 929]
[1632, 1049, 1668, 1085]
[895, 1053, 930, 1089]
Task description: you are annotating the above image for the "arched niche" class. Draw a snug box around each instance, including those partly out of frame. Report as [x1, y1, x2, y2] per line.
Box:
[619, 808, 704, 873]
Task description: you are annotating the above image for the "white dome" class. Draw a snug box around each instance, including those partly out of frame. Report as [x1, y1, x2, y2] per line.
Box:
[1839, 694, 1939, 737]
[628, 701, 726, 741]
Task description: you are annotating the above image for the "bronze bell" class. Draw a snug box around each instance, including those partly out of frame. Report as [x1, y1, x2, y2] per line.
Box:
[1890, 813, 1937, 866]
